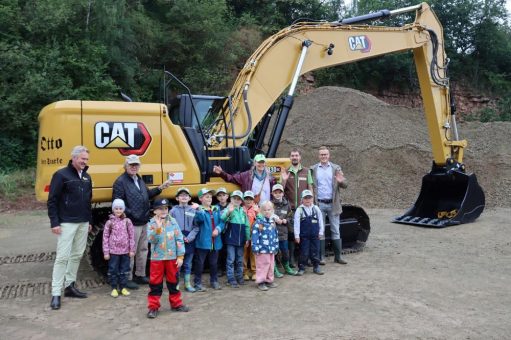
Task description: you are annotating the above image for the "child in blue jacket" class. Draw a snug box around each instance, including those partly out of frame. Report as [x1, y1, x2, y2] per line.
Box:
[252, 201, 280, 291]
[170, 187, 199, 292]
[193, 188, 223, 291]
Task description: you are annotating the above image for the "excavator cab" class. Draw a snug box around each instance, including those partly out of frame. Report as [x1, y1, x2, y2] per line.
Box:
[393, 164, 485, 227]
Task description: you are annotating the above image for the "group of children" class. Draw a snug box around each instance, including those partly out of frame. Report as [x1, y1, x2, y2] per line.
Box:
[102, 185, 326, 318]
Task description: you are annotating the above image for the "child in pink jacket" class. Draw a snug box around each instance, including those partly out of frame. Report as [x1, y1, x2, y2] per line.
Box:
[103, 199, 135, 297]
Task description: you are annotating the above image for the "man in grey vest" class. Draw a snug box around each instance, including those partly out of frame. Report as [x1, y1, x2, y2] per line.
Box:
[309, 146, 348, 265]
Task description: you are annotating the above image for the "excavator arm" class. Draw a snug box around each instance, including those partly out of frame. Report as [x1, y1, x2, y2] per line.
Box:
[208, 2, 484, 227]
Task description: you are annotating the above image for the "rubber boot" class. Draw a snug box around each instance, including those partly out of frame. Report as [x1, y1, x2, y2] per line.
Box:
[288, 241, 296, 268]
[274, 261, 284, 278]
[184, 274, 196, 292]
[333, 239, 347, 264]
[319, 239, 326, 265]
[283, 261, 298, 275]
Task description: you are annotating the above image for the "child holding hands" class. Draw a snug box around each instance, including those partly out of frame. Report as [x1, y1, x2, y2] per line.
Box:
[170, 187, 200, 292]
[103, 199, 135, 298]
[221, 190, 250, 288]
[252, 201, 280, 291]
[146, 198, 189, 318]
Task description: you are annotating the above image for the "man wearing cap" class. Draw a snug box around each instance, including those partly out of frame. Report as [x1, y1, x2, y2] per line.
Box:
[309, 146, 348, 265]
[112, 154, 172, 289]
[212, 154, 276, 204]
[48, 145, 92, 310]
[279, 148, 313, 267]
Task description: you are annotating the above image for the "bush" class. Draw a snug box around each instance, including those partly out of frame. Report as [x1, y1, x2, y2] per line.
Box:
[0, 168, 35, 200]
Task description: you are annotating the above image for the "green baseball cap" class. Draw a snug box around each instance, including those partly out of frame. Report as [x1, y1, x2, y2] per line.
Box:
[272, 184, 284, 192]
[254, 154, 266, 163]
[230, 190, 243, 199]
[215, 187, 228, 195]
[198, 188, 214, 198]
[176, 187, 190, 196]
[301, 189, 313, 198]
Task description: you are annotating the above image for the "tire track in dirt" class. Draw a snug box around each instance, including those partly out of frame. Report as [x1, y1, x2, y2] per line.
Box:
[0, 278, 105, 300]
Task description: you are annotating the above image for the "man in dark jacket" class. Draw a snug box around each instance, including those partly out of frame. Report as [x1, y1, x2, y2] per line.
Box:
[112, 154, 171, 289]
[48, 145, 93, 310]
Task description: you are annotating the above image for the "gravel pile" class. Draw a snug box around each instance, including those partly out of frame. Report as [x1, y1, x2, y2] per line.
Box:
[277, 86, 511, 208]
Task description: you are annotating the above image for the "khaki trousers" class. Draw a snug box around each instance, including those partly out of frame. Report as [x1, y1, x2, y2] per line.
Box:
[51, 222, 89, 296]
[129, 224, 148, 279]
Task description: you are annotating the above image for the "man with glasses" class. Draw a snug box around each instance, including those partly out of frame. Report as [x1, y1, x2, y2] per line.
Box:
[112, 155, 171, 289]
[310, 146, 348, 265]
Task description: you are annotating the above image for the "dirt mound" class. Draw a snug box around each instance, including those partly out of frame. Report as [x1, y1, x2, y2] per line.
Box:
[278, 86, 511, 208]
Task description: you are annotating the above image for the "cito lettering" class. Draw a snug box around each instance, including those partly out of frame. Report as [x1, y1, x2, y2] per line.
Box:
[40, 137, 63, 151]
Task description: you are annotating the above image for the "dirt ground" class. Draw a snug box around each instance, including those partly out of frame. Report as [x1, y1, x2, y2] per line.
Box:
[1, 208, 510, 339]
[1, 87, 510, 339]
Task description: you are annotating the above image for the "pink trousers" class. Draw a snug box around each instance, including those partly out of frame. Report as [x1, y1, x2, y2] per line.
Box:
[255, 253, 275, 284]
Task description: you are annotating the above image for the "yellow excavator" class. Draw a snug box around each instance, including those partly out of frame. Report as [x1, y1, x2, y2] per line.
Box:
[35, 2, 484, 271]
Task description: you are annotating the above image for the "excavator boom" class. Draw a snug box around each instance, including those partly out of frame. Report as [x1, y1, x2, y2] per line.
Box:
[205, 2, 484, 227]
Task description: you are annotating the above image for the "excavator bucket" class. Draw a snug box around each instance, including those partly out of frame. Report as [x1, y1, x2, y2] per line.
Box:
[393, 170, 485, 227]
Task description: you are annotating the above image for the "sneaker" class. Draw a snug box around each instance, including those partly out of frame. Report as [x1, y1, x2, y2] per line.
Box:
[110, 289, 119, 298]
[134, 276, 150, 284]
[227, 281, 239, 288]
[243, 274, 250, 281]
[319, 259, 326, 265]
[211, 282, 222, 290]
[147, 309, 158, 319]
[194, 284, 207, 292]
[171, 305, 190, 312]
[185, 285, 196, 293]
[265, 282, 278, 288]
[257, 283, 269, 291]
[120, 288, 130, 296]
[126, 280, 139, 290]
[313, 267, 324, 275]
[295, 269, 305, 276]
[251, 275, 256, 281]
[237, 278, 246, 285]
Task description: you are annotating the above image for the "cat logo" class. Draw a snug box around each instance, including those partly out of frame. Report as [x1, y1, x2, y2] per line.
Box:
[94, 122, 152, 156]
[348, 35, 371, 53]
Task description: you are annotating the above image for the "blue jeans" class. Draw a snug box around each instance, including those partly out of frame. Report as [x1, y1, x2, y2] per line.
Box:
[278, 240, 289, 263]
[318, 201, 340, 240]
[182, 243, 195, 275]
[194, 249, 219, 286]
[108, 254, 130, 289]
[226, 245, 244, 283]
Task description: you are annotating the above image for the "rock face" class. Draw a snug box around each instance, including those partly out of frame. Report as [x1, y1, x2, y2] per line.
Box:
[277, 86, 511, 208]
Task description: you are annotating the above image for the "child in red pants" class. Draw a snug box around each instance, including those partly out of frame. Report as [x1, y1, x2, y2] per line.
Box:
[146, 198, 189, 318]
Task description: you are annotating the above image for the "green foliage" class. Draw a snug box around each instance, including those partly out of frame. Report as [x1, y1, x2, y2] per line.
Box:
[0, 168, 35, 200]
[1, 0, 510, 171]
